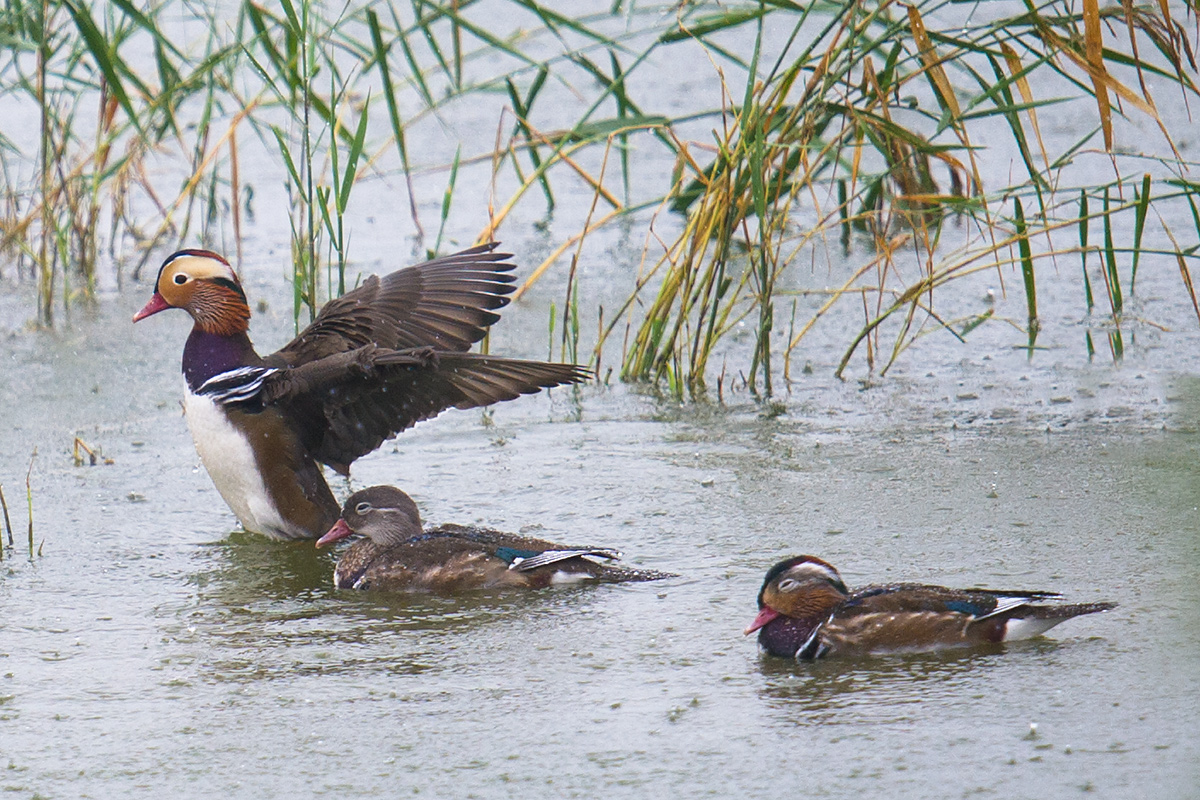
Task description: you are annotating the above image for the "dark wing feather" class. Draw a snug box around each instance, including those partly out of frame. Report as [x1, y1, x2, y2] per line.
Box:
[261, 347, 590, 474]
[430, 524, 617, 556]
[269, 243, 516, 365]
[844, 583, 1062, 618]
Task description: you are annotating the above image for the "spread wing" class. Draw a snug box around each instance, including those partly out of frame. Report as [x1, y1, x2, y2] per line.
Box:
[270, 243, 517, 365]
[259, 346, 590, 474]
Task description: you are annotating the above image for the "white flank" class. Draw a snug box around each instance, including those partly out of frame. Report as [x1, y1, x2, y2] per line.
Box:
[1003, 616, 1069, 641]
[549, 571, 594, 585]
[184, 391, 303, 540]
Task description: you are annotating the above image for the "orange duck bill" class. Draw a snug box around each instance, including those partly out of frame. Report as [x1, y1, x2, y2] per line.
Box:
[316, 518, 355, 548]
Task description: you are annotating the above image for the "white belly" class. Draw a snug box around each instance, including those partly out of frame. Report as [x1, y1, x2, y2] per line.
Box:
[1002, 616, 1068, 641]
[183, 392, 300, 540]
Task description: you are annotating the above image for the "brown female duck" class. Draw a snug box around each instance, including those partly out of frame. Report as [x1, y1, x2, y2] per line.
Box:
[746, 555, 1116, 659]
[133, 244, 588, 541]
[316, 486, 673, 592]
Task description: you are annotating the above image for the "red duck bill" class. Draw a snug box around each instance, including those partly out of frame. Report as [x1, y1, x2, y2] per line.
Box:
[316, 518, 355, 548]
[744, 606, 781, 635]
[133, 292, 170, 322]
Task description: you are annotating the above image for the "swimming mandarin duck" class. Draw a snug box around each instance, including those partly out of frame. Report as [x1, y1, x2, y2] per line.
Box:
[746, 555, 1115, 659]
[316, 485, 674, 592]
[133, 244, 588, 541]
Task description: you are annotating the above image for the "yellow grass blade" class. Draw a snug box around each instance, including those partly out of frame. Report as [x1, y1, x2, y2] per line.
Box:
[907, 6, 960, 120]
[1000, 42, 1050, 173]
[1082, 0, 1112, 150]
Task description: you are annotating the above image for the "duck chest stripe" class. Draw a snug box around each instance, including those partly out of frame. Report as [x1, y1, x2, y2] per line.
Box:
[797, 612, 835, 660]
[196, 366, 280, 405]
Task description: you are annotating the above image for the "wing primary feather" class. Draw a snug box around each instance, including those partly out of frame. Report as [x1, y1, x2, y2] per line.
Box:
[273, 244, 523, 362]
[971, 595, 1038, 621]
[508, 548, 622, 572]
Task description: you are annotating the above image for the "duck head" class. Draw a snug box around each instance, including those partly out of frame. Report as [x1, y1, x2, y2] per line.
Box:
[745, 555, 850, 657]
[133, 249, 250, 336]
[316, 486, 424, 548]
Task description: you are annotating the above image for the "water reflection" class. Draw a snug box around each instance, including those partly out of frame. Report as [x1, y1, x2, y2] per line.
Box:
[753, 641, 1060, 726]
[158, 531, 613, 684]
[188, 530, 334, 605]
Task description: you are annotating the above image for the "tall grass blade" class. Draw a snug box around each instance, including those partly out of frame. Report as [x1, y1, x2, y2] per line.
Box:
[1103, 188, 1123, 316]
[24, 448, 36, 558]
[368, 8, 424, 239]
[514, 0, 615, 45]
[1175, 250, 1200, 326]
[388, 7, 434, 107]
[409, 0, 454, 86]
[907, 5, 961, 122]
[1083, 0, 1113, 149]
[336, 92, 370, 214]
[1014, 198, 1036, 328]
[1130, 172, 1151, 295]
[36, 0, 54, 327]
[659, 7, 770, 42]
[434, 145, 461, 255]
[0, 482, 12, 554]
[506, 68, 555, 210]
[61, 0, 141, 133]
[271, 125, 303, 187]
[1079, 190, 1094, 311]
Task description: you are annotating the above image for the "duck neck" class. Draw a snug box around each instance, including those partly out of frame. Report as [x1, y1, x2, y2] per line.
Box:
[183, 328, 261, 391]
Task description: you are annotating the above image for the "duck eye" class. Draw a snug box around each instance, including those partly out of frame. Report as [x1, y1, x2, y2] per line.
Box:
[354, 502, 372, 515]
[173, 273, 188, 285]
[777, 578, 800, 592]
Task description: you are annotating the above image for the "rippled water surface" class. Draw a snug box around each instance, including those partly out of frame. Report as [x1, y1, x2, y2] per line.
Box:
[1, 280, 1198, 797]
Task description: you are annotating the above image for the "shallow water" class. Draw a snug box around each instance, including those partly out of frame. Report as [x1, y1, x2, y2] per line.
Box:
[1, 283, 1198, 797]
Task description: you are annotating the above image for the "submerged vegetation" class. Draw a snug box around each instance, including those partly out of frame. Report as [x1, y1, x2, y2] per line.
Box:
[0, 447, 40, 561]
[0, 0, 1198, 395]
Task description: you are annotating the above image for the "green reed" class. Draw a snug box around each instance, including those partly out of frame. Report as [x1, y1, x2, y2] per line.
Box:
[0, 1, 1197, 393]
[24, 448, 36, 558]
[0, 482, 11, 561]
[1, 0, 244, 318]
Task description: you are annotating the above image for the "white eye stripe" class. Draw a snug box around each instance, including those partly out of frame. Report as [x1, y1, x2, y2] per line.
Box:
[163, 253, 237, 283]
[787, 562, 841, 583]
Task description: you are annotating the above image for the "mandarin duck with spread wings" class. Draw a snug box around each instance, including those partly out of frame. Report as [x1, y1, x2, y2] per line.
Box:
[134, 244, 588, 540]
